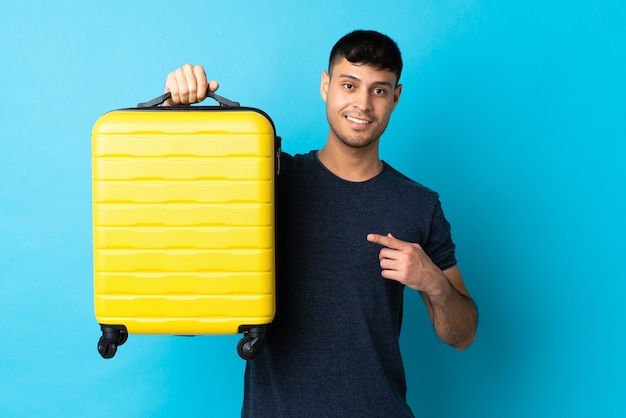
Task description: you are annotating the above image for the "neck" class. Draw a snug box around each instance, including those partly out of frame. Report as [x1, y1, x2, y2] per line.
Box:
[318, 140, 383, 182]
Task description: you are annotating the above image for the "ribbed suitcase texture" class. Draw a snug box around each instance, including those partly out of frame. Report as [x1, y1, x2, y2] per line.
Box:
[92, 106, 277, 359]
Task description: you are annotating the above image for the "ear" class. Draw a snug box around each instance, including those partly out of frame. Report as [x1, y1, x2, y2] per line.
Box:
[392, 83, 403, 111]
[320, 71, 330, 102]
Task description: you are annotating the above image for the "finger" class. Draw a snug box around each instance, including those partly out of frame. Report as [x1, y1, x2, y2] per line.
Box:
[380, 268, 401, 282]
[181, 63, 197, 103]
[367, 233, 387, 245]
[379, 257, 399, 271]
[168, 67, 187, 104]
[379, 247, 400, 262]
[208, 79, 220, 93]
[367, 233, 408, 250]
[192, 65, 209, 101]
[164, 69, 185, 105]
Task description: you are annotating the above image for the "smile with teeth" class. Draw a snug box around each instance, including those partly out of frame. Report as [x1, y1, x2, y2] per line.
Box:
[346, 116, 370, 125]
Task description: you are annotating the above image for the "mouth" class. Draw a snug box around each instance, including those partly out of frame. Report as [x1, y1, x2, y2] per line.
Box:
[346, 115, 371, 125]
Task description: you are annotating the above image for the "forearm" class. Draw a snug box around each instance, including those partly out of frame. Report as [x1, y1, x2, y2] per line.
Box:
[424, 278, 478, 350]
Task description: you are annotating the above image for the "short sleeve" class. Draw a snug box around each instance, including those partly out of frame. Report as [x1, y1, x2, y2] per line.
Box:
[424, 199, 457, 271]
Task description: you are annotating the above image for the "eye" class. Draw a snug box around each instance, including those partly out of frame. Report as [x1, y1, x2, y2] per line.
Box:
[343, 83, 355, 90]
[373, 88, 387, 96]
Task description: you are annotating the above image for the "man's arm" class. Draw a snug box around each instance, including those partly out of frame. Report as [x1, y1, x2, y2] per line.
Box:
[367, 233, 478, 350]
[419, 265, 478, 350]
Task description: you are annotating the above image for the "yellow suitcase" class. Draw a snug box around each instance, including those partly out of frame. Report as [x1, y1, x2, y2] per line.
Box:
[92, 92, 278, 360]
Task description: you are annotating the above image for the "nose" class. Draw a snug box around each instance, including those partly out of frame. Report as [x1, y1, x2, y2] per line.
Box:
[353, 89, 373, 112]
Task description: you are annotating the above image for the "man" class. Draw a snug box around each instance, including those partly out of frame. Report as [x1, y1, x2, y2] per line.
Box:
[164, 30, 478, 417]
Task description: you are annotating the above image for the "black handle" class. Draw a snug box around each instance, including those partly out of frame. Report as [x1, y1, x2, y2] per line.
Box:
[137, 90, 240, 108]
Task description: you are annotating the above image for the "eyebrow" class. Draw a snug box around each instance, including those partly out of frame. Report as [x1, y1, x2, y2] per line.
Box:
[336, 74, 394, 88]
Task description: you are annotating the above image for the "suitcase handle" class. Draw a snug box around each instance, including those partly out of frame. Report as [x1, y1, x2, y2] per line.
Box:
[137, 90, 241, 108]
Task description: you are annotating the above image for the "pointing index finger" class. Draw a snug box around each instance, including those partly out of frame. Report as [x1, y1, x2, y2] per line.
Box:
[367, 233, 404, 249]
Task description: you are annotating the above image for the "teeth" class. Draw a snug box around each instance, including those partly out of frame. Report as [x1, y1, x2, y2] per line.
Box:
[347, 116, 369, 124]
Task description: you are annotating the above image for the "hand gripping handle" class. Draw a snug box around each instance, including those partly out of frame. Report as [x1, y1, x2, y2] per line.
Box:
[137, 89, 240, 108]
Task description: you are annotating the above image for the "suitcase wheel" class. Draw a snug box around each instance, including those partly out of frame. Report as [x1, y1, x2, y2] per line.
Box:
[98, 326, 128, 359]
[98, 337, 118, 359]
[237, 326, 267, 360]
[237, 336, 263, 360]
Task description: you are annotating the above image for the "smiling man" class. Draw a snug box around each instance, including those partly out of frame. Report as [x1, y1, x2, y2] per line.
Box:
[164, 30, 478, 418]
[318, 55, 401, 181]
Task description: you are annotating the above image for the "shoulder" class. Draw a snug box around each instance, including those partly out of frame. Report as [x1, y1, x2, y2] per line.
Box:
[380, 163, 440, 201]
[278, 150, 317, 177]
[279, 150, 316, 163]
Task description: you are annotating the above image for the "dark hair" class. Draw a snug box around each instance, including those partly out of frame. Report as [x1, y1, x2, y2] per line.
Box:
[328, 30, 403, 85]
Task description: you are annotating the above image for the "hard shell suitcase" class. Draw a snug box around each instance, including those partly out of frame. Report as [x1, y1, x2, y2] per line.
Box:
[92, 91, 278, 360]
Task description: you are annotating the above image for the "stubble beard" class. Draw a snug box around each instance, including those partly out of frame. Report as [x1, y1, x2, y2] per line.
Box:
[331, 127, 379, 149]
[329, 114, 388, 150]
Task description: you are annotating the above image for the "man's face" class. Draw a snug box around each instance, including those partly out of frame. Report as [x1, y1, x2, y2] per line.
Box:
[321, 58, 402, 150]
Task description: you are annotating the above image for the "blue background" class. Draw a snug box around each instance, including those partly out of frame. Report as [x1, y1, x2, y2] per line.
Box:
[2, 1, 625, 417]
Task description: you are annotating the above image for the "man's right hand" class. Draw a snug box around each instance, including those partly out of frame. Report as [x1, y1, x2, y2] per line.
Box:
[163, 64, 219, 106]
